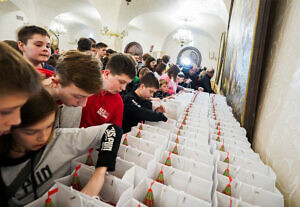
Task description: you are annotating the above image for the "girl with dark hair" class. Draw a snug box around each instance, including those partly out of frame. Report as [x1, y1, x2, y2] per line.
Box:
[160, 64, 180, 95]
[145, 56, 156, 72]
[0, 89, 123, 206]
[154, 63, 166, 79]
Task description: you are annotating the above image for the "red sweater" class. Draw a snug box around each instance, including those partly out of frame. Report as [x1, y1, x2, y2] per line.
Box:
[80, 91, 124, 128]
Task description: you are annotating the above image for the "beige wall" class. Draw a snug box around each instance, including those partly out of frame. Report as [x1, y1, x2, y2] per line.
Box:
[253, 0, 300, 206]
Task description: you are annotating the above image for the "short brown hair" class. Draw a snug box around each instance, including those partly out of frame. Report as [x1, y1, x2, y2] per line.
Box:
[55, 50, 102, 94]
[0, 42, 41, 97]
[139, 67, 151, 78]
[105, 53, 136, 79]
[18, 25, 50, 44]
[139, 72, 159, 89]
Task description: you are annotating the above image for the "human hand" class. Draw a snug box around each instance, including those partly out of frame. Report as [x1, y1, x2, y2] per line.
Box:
[156, 105, 166, 113]
[198, 87, 204, 92]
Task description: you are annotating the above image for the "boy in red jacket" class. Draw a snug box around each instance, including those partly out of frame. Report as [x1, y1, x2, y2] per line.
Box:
[80, 53, 136, 128]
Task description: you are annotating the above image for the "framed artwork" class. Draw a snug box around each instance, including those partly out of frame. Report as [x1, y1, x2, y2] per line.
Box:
[220, 0, 271, 141]
[215, 32, 227, 92]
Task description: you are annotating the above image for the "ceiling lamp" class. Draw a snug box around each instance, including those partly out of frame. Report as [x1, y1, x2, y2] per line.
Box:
[126, 0, 132, 5]
[49, 22, 67, 36]
[173, 29, 193, 47]
[101, 26, 128, 39]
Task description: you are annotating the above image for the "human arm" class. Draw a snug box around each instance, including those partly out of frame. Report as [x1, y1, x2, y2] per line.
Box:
[81, 167, 107, 196]
[81, 124, 122, 196]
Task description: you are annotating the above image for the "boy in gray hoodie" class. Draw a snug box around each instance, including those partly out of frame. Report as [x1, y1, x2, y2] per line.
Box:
[0, 89, 122, 206]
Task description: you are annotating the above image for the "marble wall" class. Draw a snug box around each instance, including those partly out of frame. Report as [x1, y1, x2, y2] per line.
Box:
[253, 0, 300, 206]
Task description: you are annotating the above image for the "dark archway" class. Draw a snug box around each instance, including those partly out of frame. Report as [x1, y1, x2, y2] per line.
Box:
[124, 42, 143, 56]
[176, 46, 202, 68]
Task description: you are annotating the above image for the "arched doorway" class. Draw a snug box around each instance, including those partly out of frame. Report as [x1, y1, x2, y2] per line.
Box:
[176, 46, 202, 68]
[124, 42, 143, 56]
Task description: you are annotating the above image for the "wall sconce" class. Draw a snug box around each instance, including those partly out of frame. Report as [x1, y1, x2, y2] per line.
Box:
[101, 26, 128, 39]
[209, 51, 218, 61]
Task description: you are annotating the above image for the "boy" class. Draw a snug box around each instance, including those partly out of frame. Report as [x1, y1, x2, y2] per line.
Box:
[153, 79, 170, 99]
[77, 37, 92, 52]
[43, 50, 102, 128]
[95, 42, 108, 68]
[0, 42, 41, 135]
[122, 72, 168, 133]
[17, 25, 53, 77]
[79, 53, 136, 128]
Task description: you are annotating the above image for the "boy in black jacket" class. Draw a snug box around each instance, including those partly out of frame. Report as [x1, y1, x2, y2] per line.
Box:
[122, 72, 168, 133]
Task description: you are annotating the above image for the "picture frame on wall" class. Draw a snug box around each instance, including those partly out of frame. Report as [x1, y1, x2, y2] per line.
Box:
[220, 0, 271, 141]
[215, 32, 227, 93]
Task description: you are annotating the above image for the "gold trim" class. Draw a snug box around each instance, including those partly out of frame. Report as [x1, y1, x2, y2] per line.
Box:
[241, 0, 261, 126]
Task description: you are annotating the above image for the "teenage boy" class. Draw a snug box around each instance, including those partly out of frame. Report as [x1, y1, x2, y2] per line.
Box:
[122, 72, 168, 133]
[17, 25, 53, 77]
[43, 50, 102, 128]
[79, 53, 136, 128]
[77, 37, 92, 52]
[0, 42, 41, 135]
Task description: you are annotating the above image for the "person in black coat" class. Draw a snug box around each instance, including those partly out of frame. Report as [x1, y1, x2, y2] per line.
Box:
[122, 73, 167, 133]
[198, 68, 215, 93]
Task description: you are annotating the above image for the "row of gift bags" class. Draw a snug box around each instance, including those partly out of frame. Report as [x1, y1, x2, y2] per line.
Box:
[25, 92, 284, 207]
[209, 94, 284, 207]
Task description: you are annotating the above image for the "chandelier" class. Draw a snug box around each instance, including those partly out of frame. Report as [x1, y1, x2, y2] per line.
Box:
[173, 29, 193, 47]
[101, 26, 128, 40]
[49, 22, 67, 36]
[125, 0, 132, 5]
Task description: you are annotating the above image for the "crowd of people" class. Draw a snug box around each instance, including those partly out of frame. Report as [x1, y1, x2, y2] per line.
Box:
[0, 25, 215, 206]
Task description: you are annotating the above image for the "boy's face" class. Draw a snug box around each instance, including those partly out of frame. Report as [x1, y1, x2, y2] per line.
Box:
[0, 93, 29, 135]
[97, 47, 107, 58]
[18, 34, 51, 67]
[102, 70, 132, 94]
[12, 112, 55, 152]
[139, 84, 157, 100]
[160, 83, 169, 93]
[52, 76, 93, 107]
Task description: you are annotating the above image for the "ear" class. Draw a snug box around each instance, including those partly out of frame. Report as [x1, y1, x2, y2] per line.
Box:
[51, 76, 60, 88]
[102, 69, 110, 79]
[18, 41, 25, 52]
[140, 83, 146, 90]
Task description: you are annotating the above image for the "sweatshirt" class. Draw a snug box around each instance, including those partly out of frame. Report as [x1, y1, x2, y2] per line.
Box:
[122, 91, 167, 133]
[0, 124, 122, 206]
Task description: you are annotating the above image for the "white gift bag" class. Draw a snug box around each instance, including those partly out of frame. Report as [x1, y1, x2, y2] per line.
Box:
[117, 145, 156, 170]
[123, 198, 147, 207]
[217, 161, 276, 192]
[216, 174, 283, 207]
[126, 129, 169, 150]
[160, 151, 214, 181]
[134, 178, 211, 207]
[132, 124, 170, 137]
[219, 151, 276, 178]
[145, 119, 177, 130]
[121, 135, 163, 160]
[168, 141, 211, 155]
[215, 141, 260, 162]
[216, 192, 259, 207]
[211, 135, 251, 149]
[55, 165, 133, 207]
[179, 145, 214, 165]
[71, 149, 98, 170]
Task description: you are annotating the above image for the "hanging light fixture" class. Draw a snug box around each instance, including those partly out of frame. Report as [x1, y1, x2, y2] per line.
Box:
[173, 29, 193, 47]
[125, 0, 132, 5]
[49, 22, 67, 36]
